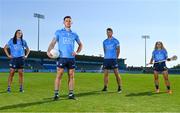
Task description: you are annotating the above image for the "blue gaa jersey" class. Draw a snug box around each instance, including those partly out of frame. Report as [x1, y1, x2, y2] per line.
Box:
[55, 28, 80, 58]
[7, 38, 28, 58]
[103, 37, 120, 59]
[152, 49, 168, 62]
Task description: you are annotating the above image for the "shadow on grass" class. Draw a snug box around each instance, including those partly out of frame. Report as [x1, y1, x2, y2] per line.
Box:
[0, 99, 54, 111]
[0, 90, 105, 111]
[126, 91, 166, 97]
[75, 90, 106, 97]
[0, 91, 7, 94]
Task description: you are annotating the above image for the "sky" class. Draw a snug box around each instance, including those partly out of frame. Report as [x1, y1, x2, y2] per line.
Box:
[0, 0, 180, 67]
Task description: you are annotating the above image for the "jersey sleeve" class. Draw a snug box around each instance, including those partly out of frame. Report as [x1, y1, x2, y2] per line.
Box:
[54, 30, 59, 42]
[152, 50, 155, 59]
[103, 41, 105, 49]
[103, 41, 106, 53]
[115, 39, 120, 48]
[23, 40, 28, 48]
[75, 34, 81, 44]
[7, 39, 12, 47]
[164, 49, 168, 59]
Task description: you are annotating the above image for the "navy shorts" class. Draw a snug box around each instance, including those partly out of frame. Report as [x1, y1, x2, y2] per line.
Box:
[57, 58, 75, 69]
[9, 57, 25, 69]
[153, 61, 168, 72]
[103, 59, 118, 70]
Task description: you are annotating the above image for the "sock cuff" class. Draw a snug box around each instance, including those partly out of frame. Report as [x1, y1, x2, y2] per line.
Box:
[69, 90, 74, 93]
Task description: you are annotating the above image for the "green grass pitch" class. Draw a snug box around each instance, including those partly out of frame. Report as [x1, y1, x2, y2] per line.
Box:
[0, 72, 180, 112]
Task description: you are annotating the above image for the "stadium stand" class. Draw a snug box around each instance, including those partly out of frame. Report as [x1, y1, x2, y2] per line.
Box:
[0, 47, 127, 72]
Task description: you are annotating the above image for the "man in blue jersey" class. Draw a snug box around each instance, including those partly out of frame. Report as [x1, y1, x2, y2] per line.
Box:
[47, 16, 83, 100]
[102, 28, 122, 93]
[4, 29, 30, 93]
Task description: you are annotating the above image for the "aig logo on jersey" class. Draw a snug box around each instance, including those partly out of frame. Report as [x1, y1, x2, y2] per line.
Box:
[106, 44, 114, 50]
[13, 45, 21, 50]
[155, 53, 164, 60]
[63, 37, 73, 45]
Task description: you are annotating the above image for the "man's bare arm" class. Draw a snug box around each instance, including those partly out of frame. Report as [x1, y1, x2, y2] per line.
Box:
[72, 41, 83, 56]
[47, 38, 57, 58]
[116, 46, 120, 58]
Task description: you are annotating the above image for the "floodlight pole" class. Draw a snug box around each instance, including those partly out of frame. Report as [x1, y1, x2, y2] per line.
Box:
[142, 35, 150, 69]
[34, 13, 45, 51]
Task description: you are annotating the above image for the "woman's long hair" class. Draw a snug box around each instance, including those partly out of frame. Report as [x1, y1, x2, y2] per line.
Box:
[154, 41, 166, 50]
[13, 29, 23, 46]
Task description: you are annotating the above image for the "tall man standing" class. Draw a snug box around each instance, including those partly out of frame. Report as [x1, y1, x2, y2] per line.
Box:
[47, 16, 83, 100]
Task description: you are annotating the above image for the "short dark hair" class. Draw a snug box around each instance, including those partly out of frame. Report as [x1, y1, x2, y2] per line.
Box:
[63, 16, 71, 21]
[107, 28, 113, 32]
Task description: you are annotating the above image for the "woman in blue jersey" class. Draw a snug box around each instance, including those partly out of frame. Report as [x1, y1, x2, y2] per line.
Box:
[149, 41, 172, 94]
[4, 29, 30, 93]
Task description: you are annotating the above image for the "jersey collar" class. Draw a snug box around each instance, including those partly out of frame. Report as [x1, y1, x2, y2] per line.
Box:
[62, 28, 72, 32]
[107, 36, 114, 40]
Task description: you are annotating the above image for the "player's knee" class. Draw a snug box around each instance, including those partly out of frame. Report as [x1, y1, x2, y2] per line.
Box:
[114, 73, 119, 77]
[154, 76, 158, 80]
[10, 69, 15, 74]
[154, 70, 158, 73]
[18, 69, 23, 73]
[69, 75, 74, 80]
[68, 71, 74, 77]
[56, 74, 63, 80]
[164, 77, 169, 81]
[114, 70, 119, 74]
[104, 73, 108, 77]
[116, 75, 120, 80]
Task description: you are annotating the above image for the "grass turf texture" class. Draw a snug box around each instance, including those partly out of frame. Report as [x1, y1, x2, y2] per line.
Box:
[0, 72, 180, 112]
